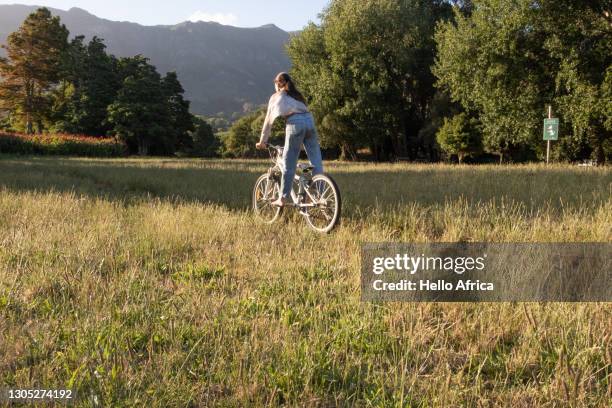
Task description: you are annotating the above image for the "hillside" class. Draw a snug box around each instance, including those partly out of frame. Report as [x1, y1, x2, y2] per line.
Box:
[0, 5, 291, 115]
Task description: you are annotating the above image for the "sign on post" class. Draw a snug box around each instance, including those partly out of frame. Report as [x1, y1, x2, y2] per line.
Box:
[543, 118, 559, 141]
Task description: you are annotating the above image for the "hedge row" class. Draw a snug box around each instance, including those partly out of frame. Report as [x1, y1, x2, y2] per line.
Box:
[0, 132, 127, 157]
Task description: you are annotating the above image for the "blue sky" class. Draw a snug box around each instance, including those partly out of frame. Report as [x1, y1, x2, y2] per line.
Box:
[0, 1, 330, 31]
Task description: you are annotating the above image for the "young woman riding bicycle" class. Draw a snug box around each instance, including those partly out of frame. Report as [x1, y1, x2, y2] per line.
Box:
[255, 72, 324, 207]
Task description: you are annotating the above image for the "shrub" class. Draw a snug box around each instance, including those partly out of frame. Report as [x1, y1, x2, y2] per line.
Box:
[436, 113, 483, 163]
[0, 132, 127, 157]
[188, 118, 221, 157]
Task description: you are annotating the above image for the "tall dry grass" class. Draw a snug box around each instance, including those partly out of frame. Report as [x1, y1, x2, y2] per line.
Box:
[0, 157, 610, 406]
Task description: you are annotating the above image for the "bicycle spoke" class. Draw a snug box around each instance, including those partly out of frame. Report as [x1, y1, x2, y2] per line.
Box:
[318, 184, 327, 197]
[320, 185, 331, 198]
[319, 209, 332, 221]
[321, 190, 335, 203]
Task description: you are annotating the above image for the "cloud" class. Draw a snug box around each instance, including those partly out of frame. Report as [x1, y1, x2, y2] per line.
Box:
[187, 11, 238, 25]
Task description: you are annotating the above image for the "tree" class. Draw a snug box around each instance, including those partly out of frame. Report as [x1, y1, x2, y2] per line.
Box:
[53, 36, 120, 135]
[436, 113, 482, 163]
[203, 116, 230, 132]
[48, 35, 87, 132]
[287, 0, 452, 160]
[220, 112, 261, 158]
[107, 56, 172, 155]
[540, 1, 611, 163]
[434, 0, 611, 163]
[189, 117, 220, 157]
[220, 109, 284, 158]
[0, 8, 69, 133]
[162, 72, 194, 152]
[434, 1, 547, 163]
[417, 90, 462, 162]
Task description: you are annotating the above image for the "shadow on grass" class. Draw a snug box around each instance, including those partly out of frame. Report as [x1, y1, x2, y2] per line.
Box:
[0, 156, 609, 217]
[0, 157, 259, 210]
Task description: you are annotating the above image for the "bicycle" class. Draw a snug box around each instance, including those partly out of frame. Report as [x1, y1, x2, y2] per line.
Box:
[252, 144, 341, 233]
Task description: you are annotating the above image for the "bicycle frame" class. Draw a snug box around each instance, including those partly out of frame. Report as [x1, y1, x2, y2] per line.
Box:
[255, 143, 341, 233]
[266, 144, 319, 210]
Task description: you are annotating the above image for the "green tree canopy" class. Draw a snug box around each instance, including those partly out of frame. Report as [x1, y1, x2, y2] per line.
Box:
[53, 36, 121, 135]
[189, 117, 219, 157]
[436, 112, 482, 163]
[287, 0, 452, 160]
[220, 112, 260, 158]
[434, 0, 611, 163]
[162, 71, 195, 152]
[220, 109, 285, 158]
[107, 56, 173, 155]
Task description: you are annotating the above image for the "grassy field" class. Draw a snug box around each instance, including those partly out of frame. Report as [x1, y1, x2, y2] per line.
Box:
[0, 156, 610, 407]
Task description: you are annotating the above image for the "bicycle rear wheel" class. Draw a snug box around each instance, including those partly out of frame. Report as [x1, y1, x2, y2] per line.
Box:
[252, 173, 283, 224]
[304, 174, 341, 233]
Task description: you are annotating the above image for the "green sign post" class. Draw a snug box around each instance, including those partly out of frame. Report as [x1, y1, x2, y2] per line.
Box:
[543, 118, 559, 141]
[543, 106, 558, 164]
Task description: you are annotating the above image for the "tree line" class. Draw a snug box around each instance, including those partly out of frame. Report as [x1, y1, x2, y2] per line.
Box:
[2, 4, 609, 162]
[0, 8, 216, 156]
[284, 0, 610, 163]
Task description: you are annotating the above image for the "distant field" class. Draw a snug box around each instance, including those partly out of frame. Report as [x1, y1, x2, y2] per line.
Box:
[0, 156, 610, 407]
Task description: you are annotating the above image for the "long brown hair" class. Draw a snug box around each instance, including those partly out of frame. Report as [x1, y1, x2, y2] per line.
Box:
[275, 72, 307, 104]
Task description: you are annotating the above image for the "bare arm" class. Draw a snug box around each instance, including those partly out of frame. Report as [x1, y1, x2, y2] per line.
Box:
[259, 95, 276, 145]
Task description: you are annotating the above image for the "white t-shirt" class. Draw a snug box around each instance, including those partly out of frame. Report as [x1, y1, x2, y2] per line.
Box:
[260, 90, 309, 142]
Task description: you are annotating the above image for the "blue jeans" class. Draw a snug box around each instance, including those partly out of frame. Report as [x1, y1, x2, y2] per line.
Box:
[280, 112, 324, 199]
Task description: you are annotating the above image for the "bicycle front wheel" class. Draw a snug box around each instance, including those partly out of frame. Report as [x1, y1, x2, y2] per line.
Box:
[304, 174, 341, 233]
[253, 173, 283, 224]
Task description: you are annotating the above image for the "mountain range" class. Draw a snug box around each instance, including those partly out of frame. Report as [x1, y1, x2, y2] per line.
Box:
[0, 4, 292, 115]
